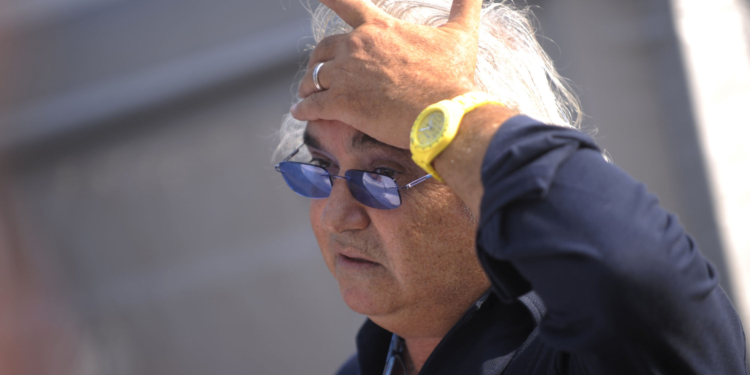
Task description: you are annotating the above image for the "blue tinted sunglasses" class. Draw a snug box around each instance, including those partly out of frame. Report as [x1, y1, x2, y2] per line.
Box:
[275, 145, 432, 210]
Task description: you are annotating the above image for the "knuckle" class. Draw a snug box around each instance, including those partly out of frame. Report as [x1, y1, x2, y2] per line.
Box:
[298, 75, 310, 94]
[309, 36, 339, 67]
[345, 33, 369, 52]
[307, 53, 317, 69]
[291, 101, 305, 119]
[369, 17, 393, 30]
[345, 35, 361, 52]
[317, 36, 336, 52]
[310, 92, 325, 106]
[304, 99, 320, 115]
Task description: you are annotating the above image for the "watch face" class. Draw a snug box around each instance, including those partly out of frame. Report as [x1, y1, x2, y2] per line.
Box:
[417, 111, 446, 146]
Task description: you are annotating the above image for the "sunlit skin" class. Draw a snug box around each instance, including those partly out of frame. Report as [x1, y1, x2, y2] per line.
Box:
[305, 120, 490, 371]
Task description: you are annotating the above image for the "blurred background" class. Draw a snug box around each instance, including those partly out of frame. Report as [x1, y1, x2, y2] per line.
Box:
[0, 0, 748, 374]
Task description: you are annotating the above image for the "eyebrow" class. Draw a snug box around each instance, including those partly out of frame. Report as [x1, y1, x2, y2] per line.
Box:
[303, 129, 322, 150]
[303, 128, 410, 157]
[351, 132, 410, 156]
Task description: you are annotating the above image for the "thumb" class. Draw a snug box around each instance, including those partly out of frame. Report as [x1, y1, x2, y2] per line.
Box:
[318, 0, 390, 28]
[446, 0, 484, 32]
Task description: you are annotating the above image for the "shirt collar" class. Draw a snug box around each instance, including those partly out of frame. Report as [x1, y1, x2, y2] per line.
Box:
[354, 291, 536, 375]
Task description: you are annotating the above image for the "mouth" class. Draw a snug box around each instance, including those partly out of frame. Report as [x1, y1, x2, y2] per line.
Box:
[336, 253, 380, 270]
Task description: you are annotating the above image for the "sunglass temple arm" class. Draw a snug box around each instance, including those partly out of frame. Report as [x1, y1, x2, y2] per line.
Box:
[401, 174, 432, 190]
[275, 144, 304, 172]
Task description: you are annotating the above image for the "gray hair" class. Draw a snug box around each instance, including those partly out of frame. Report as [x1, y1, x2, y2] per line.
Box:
[274, 0, 582, 161]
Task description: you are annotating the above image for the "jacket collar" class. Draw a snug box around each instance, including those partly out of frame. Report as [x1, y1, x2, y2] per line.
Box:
[355, 291, 536, 375]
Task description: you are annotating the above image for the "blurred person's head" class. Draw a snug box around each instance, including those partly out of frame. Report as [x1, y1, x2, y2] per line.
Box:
[275, 0, 580, 338]
[0, 196, 86, 375]
[0, 8, 89, 372]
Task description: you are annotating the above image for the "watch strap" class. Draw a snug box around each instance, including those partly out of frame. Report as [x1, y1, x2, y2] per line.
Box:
[410, 92, 503, 181]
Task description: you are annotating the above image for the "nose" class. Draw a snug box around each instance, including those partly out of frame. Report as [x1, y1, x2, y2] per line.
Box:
[320, 177, 370, 234]
[328, 174, 350, 182]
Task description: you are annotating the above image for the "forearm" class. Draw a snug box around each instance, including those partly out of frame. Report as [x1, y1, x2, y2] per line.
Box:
[474, 117, 746, 373]
[432, 104, 516, 216]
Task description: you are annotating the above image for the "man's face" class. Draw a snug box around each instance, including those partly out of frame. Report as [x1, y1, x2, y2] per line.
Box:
[305, 120, 490, 338]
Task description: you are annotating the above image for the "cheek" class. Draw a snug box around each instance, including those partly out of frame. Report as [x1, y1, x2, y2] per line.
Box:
[309, 199, 335, 275]
[378, 187, 480, 289]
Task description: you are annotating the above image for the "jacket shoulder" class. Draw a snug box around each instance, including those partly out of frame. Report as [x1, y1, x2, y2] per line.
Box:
[334, 353, 360, 375]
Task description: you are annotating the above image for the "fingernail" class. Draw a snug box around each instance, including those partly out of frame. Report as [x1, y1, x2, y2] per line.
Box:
[290, 103, 298, 114]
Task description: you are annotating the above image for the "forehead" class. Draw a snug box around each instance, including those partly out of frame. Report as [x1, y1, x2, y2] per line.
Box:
[304, 120, 410, 158]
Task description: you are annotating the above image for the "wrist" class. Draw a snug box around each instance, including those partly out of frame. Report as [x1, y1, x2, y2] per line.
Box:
[432, 104, 515, 215]
[434, 104, 512, 166]
[409, 92, 503, 181]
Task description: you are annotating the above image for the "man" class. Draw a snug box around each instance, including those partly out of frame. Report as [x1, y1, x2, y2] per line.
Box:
[276, 0, 746, 374]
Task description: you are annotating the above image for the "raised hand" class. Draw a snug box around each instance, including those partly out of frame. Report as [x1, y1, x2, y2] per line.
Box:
[291, 0, 485, 149]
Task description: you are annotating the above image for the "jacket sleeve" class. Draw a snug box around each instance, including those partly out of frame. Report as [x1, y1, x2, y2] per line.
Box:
[476, 115, 747, 374]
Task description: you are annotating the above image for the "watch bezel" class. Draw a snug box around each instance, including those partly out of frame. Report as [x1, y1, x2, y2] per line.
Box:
[417, 108, 447, 147]
[410, 101, 456, 152]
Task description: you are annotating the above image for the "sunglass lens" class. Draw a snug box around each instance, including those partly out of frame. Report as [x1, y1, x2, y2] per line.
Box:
[278, 162, 332, 198]
[346, 171, 401, 210]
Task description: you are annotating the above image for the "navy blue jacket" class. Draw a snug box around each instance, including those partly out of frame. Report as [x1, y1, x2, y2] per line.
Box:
[336, 115, 746, 374]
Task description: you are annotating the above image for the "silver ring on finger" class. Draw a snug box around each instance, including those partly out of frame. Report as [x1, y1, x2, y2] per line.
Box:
[312, 62, 325, 92]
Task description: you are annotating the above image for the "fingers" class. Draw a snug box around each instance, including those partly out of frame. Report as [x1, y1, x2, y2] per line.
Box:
[299, 61, 334, 98]
[291, 90, 332, 122]
[307, 34, 345, 69]
[318, 0, 389, 28]
[446, 0, 484, 31]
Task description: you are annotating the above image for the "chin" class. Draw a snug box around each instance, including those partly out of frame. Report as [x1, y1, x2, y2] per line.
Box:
[340, 284, 435, 338]
[338, 282, 395, 317]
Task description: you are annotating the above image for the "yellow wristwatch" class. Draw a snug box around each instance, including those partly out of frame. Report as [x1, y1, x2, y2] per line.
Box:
[410, 92, 503, 182]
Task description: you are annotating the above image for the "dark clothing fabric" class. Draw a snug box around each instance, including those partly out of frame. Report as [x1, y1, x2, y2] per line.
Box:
[336, 115, 747, 375]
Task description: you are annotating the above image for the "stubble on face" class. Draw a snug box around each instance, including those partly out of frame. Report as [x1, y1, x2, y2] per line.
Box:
[305, 120, 490, 338]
